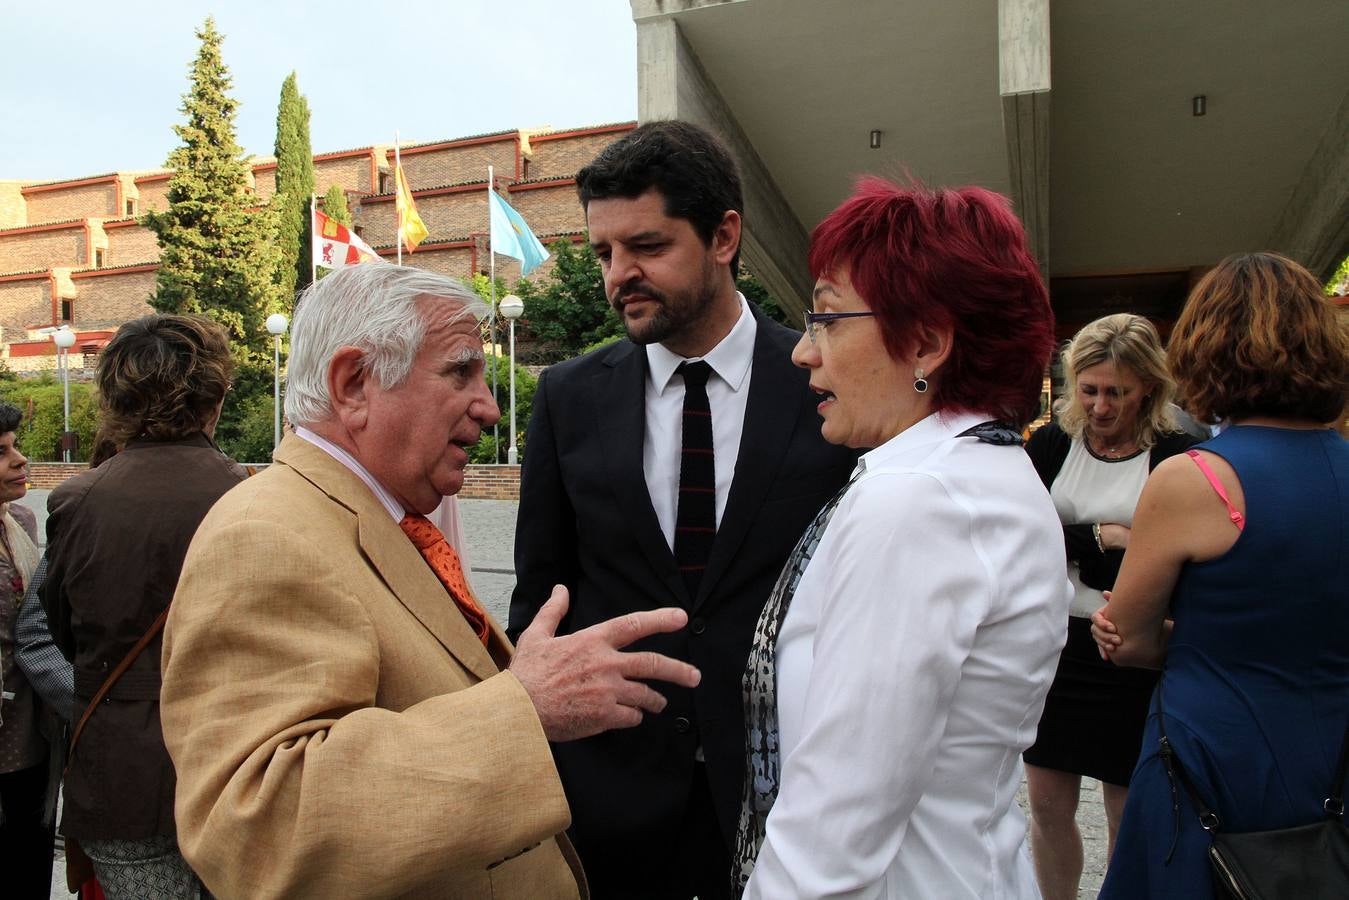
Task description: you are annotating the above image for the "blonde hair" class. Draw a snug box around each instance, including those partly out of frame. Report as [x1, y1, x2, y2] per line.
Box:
[1053, 313, 1178, 448]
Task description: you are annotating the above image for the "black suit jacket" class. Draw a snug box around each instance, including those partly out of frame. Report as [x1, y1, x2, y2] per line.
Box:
[508, 312, 859, 887]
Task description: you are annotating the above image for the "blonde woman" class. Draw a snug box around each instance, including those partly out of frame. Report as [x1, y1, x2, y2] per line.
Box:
[1021, 314, 1197, 900]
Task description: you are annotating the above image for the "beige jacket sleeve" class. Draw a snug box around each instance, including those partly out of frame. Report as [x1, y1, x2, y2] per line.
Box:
[161, 514, 573, 899]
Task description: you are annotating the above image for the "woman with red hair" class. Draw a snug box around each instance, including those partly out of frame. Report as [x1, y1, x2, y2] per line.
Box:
[734, 177, 1071, 898]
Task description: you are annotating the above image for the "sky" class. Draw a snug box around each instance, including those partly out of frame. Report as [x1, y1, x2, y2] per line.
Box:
[1, 0, 638, 182]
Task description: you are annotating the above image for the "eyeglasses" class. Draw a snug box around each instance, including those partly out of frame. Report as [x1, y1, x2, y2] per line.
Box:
[802, 310, 877, 344]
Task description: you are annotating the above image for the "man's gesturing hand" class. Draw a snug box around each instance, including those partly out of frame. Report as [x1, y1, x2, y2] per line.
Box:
[510, 585, 701, 743]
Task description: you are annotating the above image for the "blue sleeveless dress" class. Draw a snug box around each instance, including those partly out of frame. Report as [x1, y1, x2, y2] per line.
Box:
[1100, 426, 1349, 898]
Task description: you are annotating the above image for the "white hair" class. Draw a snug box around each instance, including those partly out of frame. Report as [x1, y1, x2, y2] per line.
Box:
[284, 263, 490, 427]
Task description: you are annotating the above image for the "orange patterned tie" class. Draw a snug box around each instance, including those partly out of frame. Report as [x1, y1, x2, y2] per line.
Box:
[399, 514, 490, 646]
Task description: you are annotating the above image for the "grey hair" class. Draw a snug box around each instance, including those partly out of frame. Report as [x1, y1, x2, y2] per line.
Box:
[284, 263, 490, 427]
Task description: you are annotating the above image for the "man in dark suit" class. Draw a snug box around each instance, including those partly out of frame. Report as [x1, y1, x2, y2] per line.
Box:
[509, 121, 859, 900]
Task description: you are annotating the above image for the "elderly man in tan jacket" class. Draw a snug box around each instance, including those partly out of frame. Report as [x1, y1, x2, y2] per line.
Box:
[160, 264, 700, 900]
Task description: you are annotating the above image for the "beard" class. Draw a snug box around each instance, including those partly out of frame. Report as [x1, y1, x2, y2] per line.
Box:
[612, 263, 719, 348]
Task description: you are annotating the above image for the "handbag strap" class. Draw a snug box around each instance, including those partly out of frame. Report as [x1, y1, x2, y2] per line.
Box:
[1157, 674, 1349, 854]
[64, 606, 170, 776]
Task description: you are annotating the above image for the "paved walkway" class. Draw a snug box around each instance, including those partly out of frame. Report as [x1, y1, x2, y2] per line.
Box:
[28, 493, 1109, 898]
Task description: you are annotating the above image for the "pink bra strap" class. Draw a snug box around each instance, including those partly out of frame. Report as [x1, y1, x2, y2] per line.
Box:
[1185, 449, 1245, 531]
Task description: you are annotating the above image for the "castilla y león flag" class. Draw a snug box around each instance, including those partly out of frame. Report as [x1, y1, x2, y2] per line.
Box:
[313, 209, 380, 269]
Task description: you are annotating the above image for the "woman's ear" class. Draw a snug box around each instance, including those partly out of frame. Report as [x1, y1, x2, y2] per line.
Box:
[912, 321, 955, 376]
[327, 346, 371, 432]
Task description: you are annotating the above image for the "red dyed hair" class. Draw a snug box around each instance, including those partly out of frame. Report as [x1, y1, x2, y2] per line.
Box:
[809, 177, 1056, 426]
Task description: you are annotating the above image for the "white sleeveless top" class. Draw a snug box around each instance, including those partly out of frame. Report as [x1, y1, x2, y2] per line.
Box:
[1049, 439, 1149, 617]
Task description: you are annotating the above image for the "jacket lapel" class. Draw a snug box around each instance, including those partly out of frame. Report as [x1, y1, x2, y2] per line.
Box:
[697, 319, 805, 610]
[275, 435, 499, 683]
[594, 343, 688, 608]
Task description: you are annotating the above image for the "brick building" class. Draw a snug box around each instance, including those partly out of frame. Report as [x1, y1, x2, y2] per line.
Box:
[0, 122, 634, 372]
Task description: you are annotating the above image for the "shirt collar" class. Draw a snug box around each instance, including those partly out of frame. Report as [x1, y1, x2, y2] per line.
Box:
[294, 426, 405, 522]
[645, 293, 757, 395]
[858, 409, 992, 473]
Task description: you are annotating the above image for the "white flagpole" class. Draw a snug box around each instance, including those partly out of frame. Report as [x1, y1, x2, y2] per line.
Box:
[394, 132, 403, 266]
[309, 193, 317, 286]
[487, 165, 500, 459]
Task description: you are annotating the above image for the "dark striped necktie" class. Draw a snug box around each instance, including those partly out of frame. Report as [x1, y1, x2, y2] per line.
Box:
[674, 360, 716, 599]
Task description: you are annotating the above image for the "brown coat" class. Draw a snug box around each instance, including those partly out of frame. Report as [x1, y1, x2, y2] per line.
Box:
[160, 434, 583, 900]
[40, 432, 246, 839]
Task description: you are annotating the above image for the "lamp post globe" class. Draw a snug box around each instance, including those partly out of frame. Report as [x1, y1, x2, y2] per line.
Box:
[51, 326, 77, 462]
[498, 295, 524, 465]
[266, 314, 289, 452]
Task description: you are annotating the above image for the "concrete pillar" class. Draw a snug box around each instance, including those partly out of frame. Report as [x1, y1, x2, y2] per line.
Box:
[999, 0, 1051, 272]
[632, 2, 813, 315]
[1266, 87, 1349, 283]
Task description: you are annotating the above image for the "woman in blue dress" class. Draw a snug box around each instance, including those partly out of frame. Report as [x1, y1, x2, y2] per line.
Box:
[1091, 251, 1348, 897]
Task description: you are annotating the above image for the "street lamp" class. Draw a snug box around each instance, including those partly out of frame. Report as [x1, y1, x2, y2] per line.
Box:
[498, 294, 525, 465]
[51, 326, 76, 462]
[266, 314, 289, 452]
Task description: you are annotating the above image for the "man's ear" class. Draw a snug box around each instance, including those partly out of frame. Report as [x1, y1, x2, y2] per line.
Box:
[913, 321, 955, 377]
[711, 209, 741, 268]
[327, 346, 371, 432]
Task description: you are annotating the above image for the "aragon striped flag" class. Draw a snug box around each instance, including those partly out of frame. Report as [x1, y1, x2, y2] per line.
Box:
[395, 163, 429, 253]
[313, 209, 380, 269]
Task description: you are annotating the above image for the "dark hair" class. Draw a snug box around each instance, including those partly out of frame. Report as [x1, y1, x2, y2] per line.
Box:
[96, 314, 234, 445]
[0, 401, 21, 436]
[1169, 252, 1348, 424]
[576, 120, 744, 274]
[809, 177, 1056, 427]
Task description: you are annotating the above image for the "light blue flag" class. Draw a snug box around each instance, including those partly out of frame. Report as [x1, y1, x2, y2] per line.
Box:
[489, 189, 550, 275]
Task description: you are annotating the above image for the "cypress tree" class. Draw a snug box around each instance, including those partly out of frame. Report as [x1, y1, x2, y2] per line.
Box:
[322, 183, 352, 226]
[143, 17, 277, 369]
[273, 72, 315, 302]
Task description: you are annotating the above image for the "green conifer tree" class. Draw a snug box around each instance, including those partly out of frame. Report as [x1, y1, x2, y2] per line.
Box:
[273, 72, 315, 303]
[143, 17, 277, 369]
[322, 183, 353, 226]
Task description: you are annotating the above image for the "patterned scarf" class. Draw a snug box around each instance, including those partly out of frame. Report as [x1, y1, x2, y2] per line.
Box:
[732, 468, 859, 894]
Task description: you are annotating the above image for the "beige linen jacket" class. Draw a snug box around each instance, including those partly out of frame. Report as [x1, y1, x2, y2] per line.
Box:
[161, 435, 584, 899]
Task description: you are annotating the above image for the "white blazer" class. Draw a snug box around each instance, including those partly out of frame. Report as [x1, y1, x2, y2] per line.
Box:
[746, 411, 1071, 899]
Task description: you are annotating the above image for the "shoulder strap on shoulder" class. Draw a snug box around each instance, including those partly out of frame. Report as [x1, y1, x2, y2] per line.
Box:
[1184, 450, 1244, 531]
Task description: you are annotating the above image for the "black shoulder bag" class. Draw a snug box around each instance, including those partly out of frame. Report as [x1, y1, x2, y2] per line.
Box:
[1155, 678, 1349, 899]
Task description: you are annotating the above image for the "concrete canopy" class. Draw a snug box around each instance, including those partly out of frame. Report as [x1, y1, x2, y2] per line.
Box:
[631, 0, 1349, 327]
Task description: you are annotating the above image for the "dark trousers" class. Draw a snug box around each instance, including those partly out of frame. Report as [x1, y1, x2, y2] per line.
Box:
[583, 762, 732, 900]
[0, 762, 56, 899]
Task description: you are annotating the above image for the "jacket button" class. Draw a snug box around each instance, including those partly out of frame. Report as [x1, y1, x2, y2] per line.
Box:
[690, 618, 706, 635]
[674, 716, 691, 734]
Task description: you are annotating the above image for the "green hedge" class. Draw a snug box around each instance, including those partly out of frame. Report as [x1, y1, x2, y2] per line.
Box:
[0, 375, 100, 462]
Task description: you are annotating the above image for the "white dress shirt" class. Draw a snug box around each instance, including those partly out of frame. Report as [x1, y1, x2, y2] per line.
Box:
[746, 411, 1072, 899]
[643, 294, 757, 550]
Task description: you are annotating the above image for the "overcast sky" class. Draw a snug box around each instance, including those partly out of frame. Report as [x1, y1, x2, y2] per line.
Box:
[1, 0, 638, 182]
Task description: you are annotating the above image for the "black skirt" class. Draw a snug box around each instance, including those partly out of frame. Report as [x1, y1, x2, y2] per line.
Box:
[1023, 616, 1159, 787]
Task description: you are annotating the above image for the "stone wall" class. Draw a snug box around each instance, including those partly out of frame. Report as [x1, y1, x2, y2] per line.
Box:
[23, 180, 118, 224]
[27, 461, 522, 499]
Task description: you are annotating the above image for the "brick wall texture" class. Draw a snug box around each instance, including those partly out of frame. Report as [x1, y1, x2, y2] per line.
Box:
[104, 222, 161, 266]
[509, 182, 584, 238]
[28, 462, 86, 489]
[70, 269, 156, 326]
[528, 130, 626, 180]
[0, 277, 51, 336]
[135, 179, 171, 213]
[252, 167, 277, 202]
[24, 182, 117, 224]
[0, 226, 86, 273]
[398, 139, 519, 189]
[315, 154, 375, 195]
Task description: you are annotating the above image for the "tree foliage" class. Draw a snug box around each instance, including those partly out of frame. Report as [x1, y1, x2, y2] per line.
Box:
[511, 240, 621, 363]
[273, 71, 315, 305]
[322, 184, 352, 226]
[0, 375, 99, 463]
[142, 17, 278, 370]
